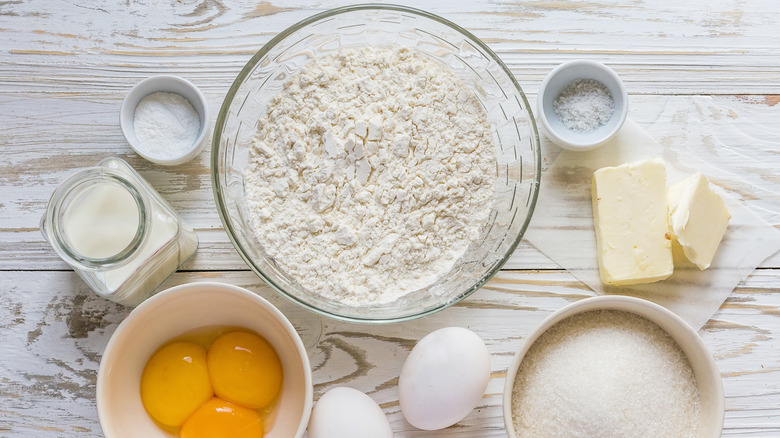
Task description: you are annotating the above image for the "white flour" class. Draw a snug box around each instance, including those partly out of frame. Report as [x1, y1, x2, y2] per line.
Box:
[133, 91, 200, 159]
[244, 46, 495, 306]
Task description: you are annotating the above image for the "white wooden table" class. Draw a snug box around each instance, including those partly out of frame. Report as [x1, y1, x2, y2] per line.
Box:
[2, 1, 779, 436]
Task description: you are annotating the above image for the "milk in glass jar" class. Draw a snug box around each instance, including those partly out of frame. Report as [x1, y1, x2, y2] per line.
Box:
[40, 157, 198, 306]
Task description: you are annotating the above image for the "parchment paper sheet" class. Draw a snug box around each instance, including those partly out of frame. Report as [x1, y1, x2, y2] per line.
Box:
[524, 119, 780, 330]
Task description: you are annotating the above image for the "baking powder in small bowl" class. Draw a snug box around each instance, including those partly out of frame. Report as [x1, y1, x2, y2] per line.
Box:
[120, 75, 209, 166]
[134, 92, 199, 160]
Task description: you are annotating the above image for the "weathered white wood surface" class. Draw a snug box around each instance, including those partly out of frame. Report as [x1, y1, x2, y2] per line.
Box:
[1, 0, 779, 437]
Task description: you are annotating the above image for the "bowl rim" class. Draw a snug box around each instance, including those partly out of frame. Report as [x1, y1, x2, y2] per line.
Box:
[501, 295, 724, 438]
[120, 74, 209, 166]
[96, 281, 314, 438]
[536, 59, 628, 151]
[210, 3, 541, 323]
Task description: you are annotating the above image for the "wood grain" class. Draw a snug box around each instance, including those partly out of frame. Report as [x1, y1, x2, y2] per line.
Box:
[0, 269, 778, 436]
[2, 94, 777, 270]
[1, 0, 779, 436]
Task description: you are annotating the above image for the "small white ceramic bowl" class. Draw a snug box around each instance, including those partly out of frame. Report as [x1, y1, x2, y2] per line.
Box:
[537, 60, 628, 151]
[503, 295, 724, 438]
[120, 75, 209, 165]
[97, 282, 313, 438]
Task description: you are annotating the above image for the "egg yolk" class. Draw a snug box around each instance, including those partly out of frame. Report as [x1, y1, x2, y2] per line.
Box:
[180, 397, 263, 438]
[207, 331, 282, 409]
[140, 341, 213, 427]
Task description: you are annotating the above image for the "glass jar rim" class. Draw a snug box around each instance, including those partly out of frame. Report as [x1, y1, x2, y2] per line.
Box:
[43, 167, 149, 270]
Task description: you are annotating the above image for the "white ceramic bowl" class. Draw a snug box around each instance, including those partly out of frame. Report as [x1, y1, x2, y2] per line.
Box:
[537, 60, 628, 151]
[97, 282, 313, 438]
[120, 75, 209, 165]
[502, 295, 724, 437]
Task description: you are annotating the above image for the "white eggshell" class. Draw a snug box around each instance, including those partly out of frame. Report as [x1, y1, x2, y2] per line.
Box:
[307, 387, 393, 438]
[399, 326, 491, 430]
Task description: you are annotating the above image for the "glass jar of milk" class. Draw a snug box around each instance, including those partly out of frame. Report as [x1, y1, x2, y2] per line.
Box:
[41, 157, 198, 306]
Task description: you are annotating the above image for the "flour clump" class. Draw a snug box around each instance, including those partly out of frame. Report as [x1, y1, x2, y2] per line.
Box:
[244, 46, 496, 306]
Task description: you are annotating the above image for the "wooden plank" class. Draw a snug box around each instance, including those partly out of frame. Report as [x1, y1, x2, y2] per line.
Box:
[0, 269, 777, 436]
[1, 1, 780, 93]
[2, 95, 778, 270]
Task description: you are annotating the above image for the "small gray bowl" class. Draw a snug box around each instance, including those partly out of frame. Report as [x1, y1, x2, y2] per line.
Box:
[537, 60, 628, 151]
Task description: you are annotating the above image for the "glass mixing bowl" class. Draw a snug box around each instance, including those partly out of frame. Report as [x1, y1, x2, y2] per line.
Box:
[212, 4, 540, 323]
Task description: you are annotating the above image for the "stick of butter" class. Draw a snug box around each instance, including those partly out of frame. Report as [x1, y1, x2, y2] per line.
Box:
[591, 158, 673, 285]
[668, 173, 730, 270]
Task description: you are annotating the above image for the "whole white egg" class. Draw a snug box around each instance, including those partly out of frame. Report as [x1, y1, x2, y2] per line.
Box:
[399, 326, 491, 430]
[307, 387, 393, 438]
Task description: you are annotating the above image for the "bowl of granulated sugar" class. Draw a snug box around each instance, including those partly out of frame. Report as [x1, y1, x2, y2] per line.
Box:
[537, 60, 628, 151]
[503, 295, 723, 438]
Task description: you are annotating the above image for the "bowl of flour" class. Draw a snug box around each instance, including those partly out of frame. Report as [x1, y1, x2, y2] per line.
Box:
[212, 4, 541, 322]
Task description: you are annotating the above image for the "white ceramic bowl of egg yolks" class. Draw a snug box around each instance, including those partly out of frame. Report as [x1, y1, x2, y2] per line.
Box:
[96, 282, 313, 438]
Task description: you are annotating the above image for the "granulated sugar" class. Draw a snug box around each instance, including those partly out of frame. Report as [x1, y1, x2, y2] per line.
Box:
[511, 310, 700, 437]
[553, 79, 614, 132]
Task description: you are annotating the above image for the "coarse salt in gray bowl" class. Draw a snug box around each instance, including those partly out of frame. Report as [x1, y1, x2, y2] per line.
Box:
[537, 60, 628, 151]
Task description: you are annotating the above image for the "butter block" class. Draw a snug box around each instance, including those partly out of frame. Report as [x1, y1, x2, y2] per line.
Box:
[591, 158, 673, 285]
[668, 173, 730, 270]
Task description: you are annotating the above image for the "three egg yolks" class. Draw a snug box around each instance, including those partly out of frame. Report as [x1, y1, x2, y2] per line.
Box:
[140, 330, 282, 436]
